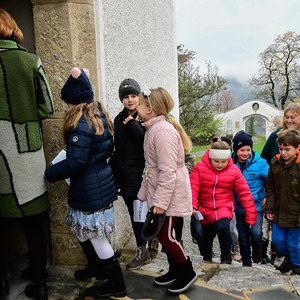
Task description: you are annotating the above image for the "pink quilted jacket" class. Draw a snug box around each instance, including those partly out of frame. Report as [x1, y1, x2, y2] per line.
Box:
[190, 149, 256, 225]
[137, 115, 192, 217]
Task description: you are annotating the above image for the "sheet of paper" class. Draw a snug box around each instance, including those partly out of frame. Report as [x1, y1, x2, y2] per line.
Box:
[51, 150, 70, 185]
[133, 199, 148, 222]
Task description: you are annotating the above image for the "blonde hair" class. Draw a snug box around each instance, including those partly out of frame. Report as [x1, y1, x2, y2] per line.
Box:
[63, 101, 114, 142]
[0, 9, 23, 43]
[281, 102, 300, 131]
[141, 87, 192, 154]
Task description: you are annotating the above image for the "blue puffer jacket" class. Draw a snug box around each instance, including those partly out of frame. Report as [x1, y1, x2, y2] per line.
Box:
[232, 150, 269, 214]
[45, 105, 117, 211]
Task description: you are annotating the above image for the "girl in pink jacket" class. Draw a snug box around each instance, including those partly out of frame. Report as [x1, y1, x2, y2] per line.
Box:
[190, 140, 257, 264]
[137, 87, 197, 294]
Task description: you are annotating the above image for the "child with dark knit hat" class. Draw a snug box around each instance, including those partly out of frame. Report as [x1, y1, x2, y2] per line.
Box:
[45, 67, 126, 298]
[190, 138, 257, 265]
[232, 130, 269, 266]
[109, 78, 156, 270]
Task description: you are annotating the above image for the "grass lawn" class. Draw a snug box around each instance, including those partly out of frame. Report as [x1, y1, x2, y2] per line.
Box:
[192, 136, 266, 163]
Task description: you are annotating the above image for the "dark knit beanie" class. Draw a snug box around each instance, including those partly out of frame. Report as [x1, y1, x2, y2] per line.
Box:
[233, 130, 253, 153]
[119, 78, 141, 102]
[61, 67, 94, 104]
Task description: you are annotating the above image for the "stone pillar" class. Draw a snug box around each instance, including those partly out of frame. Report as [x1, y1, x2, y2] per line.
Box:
[32, 0, 98, 264]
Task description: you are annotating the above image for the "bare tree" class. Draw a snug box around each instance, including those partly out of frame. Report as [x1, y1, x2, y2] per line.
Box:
[249, 31, 300, 109]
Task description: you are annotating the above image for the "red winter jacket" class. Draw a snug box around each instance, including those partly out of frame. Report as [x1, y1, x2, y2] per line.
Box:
[190, 149, 257, 226]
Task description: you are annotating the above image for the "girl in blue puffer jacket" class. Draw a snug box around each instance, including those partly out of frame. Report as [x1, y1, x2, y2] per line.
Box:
[45, 67, 126, 298]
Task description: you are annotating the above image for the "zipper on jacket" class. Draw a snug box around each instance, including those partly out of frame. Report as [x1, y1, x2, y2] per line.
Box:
[213, 172, 219, 220]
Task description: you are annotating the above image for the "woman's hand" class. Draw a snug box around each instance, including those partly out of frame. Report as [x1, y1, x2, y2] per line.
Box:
[153, 206, 165, 215]
[266, 213, 274, 220]
[123, 115, 133, 125]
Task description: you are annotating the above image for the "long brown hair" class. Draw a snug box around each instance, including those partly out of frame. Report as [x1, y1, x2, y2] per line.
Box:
[63, 101, 114, 142]
[0, 9, 23, 43]
[140, 87, 192, 154]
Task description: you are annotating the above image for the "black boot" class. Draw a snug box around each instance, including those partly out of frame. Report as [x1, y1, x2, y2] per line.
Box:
[153, 256, 177, 286]
[220, 252, 232, 264]
[168, 257, 197, 294]
[0, 273, 9, 296]
[75, 240, 106, 281]
[24, 280, 48, 300]
[87, 255, 127, 298]
[277, 256, 291, 273]
[252, 245, 262, 263]
[291, 263, 300, 275]
[261, 239, 269, 264]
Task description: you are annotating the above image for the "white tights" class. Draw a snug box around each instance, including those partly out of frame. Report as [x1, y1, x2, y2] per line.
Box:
[76, 235, 114, 260]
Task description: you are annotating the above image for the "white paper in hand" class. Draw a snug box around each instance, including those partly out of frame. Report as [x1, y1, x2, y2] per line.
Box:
[51, 150, 70, 185]
[133, 199, 148, 222]
[194, 210, 204, 221]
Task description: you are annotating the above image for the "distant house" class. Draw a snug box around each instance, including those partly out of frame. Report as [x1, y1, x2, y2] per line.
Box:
[215, 100, 283, 139]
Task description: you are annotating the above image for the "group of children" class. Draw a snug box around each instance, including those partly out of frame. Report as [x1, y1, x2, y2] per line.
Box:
[44, 68, 299, 299]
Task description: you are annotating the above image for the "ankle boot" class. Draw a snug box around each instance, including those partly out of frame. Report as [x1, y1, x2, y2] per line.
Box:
[75, 240, 106, 281]
[149, 237, 159, 259]
[232, 244, 241, 261]
[126, 245, 151, 270]
[153, 256, 176, 286]
[168, 257, 197, 294]
[0, 273, 9, 296]
[24, 280, 48, 300]
[277, 256, 291, 273]
[87, 255, 127, 298]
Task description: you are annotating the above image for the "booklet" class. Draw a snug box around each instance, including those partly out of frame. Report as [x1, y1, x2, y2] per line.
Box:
[51, 150, 70, 185]
[133, 199, 148, 222]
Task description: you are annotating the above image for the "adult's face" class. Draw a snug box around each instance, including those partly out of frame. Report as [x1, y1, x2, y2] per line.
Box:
[284, 111, 300, 131]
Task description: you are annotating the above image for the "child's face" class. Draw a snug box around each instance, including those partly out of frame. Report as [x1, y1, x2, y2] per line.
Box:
[137, 96, 151, 122]
[122, 94, 139, 114]
[236, 145, 252, 163]
[211, 158, 229, 172]
[284, 111, 300, 131]
[278, 143, 299, 164]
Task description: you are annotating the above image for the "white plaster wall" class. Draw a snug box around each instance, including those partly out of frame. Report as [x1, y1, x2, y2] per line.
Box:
[216, 100, 283, 139]
[93, 0, 179, 120]
[93, 0, 179, 251]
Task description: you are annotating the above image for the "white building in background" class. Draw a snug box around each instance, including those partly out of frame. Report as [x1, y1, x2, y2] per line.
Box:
[215, 100, 283, 139]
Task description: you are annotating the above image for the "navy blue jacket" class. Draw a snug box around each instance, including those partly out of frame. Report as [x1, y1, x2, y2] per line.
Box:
[45, 105, 117, 210]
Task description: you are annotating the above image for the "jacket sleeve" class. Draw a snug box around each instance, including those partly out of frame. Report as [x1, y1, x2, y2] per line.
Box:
[233, 169, 257, 225]
[35, 59, 54, 120]
[125, 119, 145, 149]
[259, 157, 269, 181]
[45, 123, 92, 183]
[264, 163, 276, 213]
[189, 162, 200, 210]
[137, 176, 147, 201]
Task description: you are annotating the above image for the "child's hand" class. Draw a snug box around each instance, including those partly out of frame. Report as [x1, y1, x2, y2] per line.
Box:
[153, 206, 165, 215]
[123, 115, 133, 124]
[266, 213, 274, 220]
[44, 175, 50, 184]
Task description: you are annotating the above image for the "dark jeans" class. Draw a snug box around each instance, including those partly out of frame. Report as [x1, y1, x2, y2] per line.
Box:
[123, 195, 146, 247]
[0, 212, 48, 281]
[236, 211, 263, 263]
[202, 217, 231, 257]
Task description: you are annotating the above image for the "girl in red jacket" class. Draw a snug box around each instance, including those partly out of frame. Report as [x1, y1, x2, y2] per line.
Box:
[190, 139, 257, 264]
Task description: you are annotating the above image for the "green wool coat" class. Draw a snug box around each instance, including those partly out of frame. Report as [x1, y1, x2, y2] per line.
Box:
[0, 39, 54, 217]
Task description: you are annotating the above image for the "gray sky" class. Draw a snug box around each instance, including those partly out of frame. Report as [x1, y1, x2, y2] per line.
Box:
[176, 0, 300, 84]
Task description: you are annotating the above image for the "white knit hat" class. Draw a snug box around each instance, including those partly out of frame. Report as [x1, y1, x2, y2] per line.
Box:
[209, 149, 231, 159]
